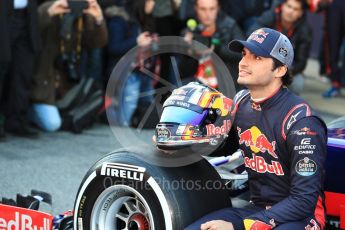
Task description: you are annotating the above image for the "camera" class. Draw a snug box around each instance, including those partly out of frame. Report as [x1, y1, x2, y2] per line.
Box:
[68, 0, 89, 16]
[55, 51, 81, 82]
[59, 0, 88, 41]
[150, 33, 159, 52]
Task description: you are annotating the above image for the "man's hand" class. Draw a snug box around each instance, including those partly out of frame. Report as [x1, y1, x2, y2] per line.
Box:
[173, 0, 182, 9]
[200, 220, 234, 230]
[137, 32, 153, 47]
[152, 135, 156, 143]
[83, 0, 104, 24]
[48, 0, 70, 17]
[145, 0, 155, 14]
[184, 31, 194, 45]
[196, 45, 214, 56]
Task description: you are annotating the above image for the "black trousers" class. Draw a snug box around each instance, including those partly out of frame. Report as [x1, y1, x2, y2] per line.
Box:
[328, 0, 345, 85]
[0, 13, 35, 126]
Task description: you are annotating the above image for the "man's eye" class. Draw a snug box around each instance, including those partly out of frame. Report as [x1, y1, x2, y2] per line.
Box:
[255, 55, 261, 60]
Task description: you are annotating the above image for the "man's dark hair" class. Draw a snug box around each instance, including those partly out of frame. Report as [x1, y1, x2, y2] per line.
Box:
[272, 58, 292, 86]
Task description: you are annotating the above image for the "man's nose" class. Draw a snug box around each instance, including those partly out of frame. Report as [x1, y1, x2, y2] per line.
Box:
[239, 56, 248, 67]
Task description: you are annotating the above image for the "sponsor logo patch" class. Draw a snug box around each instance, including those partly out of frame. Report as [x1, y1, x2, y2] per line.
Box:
[294, 138, 316, 154]
[244, 219, 273, 230]
[295, 157, 317, 176]
[279, 47, 288, 58]
[164, 99, 192, 109]
[168, 95, 186, 101]
[291, 127, 317, 136]
[287, 111, 302, 130]
[305, 219, 321, 230]
[172, 88, 188, 95]
[156, 127, 171, 139]
[250, 102, 261, 111]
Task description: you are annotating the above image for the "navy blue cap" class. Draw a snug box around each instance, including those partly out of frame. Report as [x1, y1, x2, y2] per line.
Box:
[229, 28, 294, 68]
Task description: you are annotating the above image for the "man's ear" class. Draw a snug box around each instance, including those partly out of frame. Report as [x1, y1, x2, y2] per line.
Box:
[274, 65, 288, 79]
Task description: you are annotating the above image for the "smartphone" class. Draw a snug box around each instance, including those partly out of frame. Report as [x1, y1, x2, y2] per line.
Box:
[68, 0, 89, 15]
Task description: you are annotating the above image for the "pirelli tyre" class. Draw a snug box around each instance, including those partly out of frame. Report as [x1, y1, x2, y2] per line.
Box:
[73, 149, 231, 230]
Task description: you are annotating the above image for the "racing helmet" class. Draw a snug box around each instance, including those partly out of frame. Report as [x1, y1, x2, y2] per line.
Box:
[155, 82, 233, 150]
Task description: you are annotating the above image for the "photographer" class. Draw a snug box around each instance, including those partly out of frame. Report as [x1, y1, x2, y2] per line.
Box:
[105, 0, 158, 126]
[29, 0, 107, 132]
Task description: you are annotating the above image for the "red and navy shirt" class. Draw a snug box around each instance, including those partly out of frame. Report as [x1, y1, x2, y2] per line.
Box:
[228, 87, 327, 229]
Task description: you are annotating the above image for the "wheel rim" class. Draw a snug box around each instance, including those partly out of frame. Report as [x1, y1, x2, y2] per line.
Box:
[91, 185, 154, 230]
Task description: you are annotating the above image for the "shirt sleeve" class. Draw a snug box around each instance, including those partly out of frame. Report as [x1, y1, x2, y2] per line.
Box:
[242, 116, 327, 229]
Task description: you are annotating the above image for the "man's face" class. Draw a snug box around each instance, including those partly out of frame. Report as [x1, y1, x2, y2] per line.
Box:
[237, 48, 276, 88]
[194, 0, 219, 27]
[281, 0, 304, 24]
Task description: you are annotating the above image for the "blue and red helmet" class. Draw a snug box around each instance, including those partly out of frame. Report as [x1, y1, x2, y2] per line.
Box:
[155, 82, 233, 150]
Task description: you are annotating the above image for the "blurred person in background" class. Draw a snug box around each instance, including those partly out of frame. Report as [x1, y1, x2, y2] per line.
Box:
[0, 0, 41, 139]
[220, 0, 282, 36]
[249, 0, 312, 95]
[177, 0, 196, 23]
[151, 0, 182, 36]
[151, 0, 183, 88]
[29, 0, 107, 132]
[104, 0, 139, 80]
[322, 0, 345, 97]
[105, 0, 158, 126]
[182, 0, 245, 90]
[311, 0, 332, 84]
[80, 0, 118, 85]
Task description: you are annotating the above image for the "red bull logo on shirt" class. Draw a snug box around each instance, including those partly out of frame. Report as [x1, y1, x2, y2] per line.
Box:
[238, 126, 284, 176]
[244, 155, 284, 176]
[237, 126, 278, 159]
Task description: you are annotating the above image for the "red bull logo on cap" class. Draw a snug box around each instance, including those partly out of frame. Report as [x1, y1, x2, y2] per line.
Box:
[237, 126, 278, 159]
[248, 29, 269, 44]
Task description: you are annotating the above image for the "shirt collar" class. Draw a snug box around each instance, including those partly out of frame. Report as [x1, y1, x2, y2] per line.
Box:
[250, 86, 286, 110]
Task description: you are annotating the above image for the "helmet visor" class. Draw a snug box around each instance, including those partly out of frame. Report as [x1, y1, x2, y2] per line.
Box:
[160, 106, 208, 126]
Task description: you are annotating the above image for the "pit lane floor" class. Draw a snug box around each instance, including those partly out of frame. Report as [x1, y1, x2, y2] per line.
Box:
[0, 125, 155, 214]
